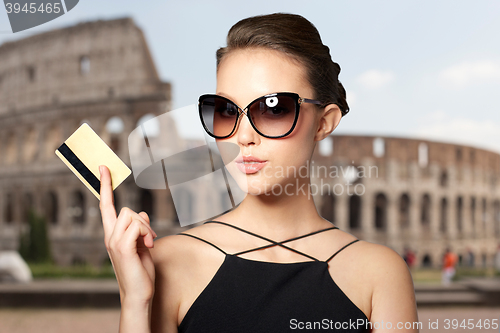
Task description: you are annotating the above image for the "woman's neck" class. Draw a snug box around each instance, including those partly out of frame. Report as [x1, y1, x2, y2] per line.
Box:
[219, 179, 331, 240]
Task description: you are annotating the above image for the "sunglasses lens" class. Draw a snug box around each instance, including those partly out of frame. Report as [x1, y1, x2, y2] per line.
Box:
[248, 95, 296, 137]
[200, 94, 298, 138]
[200, 96, 239, 138]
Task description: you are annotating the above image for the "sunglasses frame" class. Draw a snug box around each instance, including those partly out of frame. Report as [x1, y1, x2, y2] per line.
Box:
[198, 92, 323, 139]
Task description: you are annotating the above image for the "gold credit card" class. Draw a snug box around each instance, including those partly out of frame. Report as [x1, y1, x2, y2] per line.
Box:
[55, 123, 131, 200]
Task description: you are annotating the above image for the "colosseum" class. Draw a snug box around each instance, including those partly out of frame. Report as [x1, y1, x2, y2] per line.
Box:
[0, 17, 499, 269]
[0, 17, 181, 266]
[312, 135, 500, 268]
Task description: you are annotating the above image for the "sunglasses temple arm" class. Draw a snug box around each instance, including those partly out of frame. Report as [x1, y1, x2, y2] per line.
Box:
[301, 97, 322, 105]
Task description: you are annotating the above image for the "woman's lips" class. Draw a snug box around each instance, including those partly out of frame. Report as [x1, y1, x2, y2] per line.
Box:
[234, 156, 267, 174]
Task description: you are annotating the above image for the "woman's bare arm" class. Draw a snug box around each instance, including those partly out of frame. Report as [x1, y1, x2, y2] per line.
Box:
[368, 244, 420, 332]
[150, 234, 195, 333]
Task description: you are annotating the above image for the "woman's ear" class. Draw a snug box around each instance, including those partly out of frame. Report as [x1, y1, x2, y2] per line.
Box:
[314, 103, 342, 141]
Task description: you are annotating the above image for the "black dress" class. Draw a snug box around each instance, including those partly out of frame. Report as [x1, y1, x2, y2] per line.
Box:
[177, 221, 370, 333]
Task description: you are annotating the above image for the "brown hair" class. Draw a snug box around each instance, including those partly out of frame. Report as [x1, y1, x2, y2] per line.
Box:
[216, 13, 349, 116]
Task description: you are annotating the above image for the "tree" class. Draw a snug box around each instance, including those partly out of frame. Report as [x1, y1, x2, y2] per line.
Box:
[18, 210, 53, 263]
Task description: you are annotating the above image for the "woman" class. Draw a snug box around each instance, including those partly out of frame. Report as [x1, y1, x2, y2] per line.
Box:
[99, 13, 419, 333]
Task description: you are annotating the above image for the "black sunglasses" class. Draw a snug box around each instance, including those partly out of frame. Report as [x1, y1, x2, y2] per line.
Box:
[198, 92, 323, 139]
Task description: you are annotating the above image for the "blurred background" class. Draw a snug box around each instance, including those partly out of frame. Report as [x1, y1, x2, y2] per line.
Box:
[0, 1, 499, 332]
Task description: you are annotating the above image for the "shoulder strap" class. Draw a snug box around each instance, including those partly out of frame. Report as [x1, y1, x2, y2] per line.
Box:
[177, 232, 227, 255]
[205, 221, 338, 262]
[325, 239, 360, 263]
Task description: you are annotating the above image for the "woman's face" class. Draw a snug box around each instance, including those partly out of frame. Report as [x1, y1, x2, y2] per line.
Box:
[215, 48, 324, 197]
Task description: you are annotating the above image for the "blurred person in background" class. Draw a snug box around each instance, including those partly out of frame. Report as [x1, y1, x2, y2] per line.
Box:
[495, 244, 500, 273]
[442, 248, 458, 286]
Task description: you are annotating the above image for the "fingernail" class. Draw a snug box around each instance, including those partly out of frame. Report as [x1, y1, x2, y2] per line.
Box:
[99, 166, 103, 175]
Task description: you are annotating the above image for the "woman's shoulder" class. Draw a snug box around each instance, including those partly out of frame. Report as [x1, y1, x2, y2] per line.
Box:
[151, 223, 227, 270]
[327, 229, 412, 288]
[330, 228, 407, 264]
[347, 239, 417, 323]
[345, 235, 410, 276]
[347, 237, 414, 295]
[327, 231, 415, 320]
[355, 239, 407, 265]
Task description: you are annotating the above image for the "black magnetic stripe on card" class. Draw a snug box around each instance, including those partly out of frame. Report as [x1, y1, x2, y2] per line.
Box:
[57, 143, 101, 194]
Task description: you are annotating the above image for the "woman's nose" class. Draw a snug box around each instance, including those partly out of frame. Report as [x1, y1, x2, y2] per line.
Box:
[236, 111, 259, 146]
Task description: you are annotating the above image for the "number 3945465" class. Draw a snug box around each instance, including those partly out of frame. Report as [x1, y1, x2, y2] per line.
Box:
[5, 2, 61, 14]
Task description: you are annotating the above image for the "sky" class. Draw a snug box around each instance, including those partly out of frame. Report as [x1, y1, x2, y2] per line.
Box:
[1, 1, 500, 153]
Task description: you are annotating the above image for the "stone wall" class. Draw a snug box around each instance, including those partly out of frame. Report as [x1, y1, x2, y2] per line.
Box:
[0, 18, 180, 266]
[314, 135, 500, 268]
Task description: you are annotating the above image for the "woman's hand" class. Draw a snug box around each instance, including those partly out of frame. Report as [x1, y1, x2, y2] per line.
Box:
[99, 165, 157, 306]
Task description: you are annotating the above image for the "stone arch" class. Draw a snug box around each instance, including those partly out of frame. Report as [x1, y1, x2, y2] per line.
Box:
[5, 132, 17, 165]
[399, 193, 411, 229]
[470, 196, 476, 232]
[80, 55, 90, 75]
[422, 254, 432, 267]
[374, 193, 387, 231]
[465, 248, 476, 267]
[3, 193, 14, 224]
[320, 192, 336, 222]
[349, 195, 361, 229]
[418, 142, 428, 167]
[139, 189, 154, 224]
[420, 194, 431, 227]
[493, 200, 500, 236]
[44, 125, 62, 160]
[44, 191, 58, 224]
[372, 137, 385, 157]
[70, 190, 86, 224]
[318, 136, 333, 156]
[102, 116, 125, 154]
[456, 196, 463, 233]
[440, 197, 448, 233]
[456, 147, 462, 162]
[440, 170, 448, 187]
[22, 193, 34, 224]
[27, 66, 36, 82]
[23, 127, 37, 163]
[136, 113, 160, 138]
[481, 198, 487, 225]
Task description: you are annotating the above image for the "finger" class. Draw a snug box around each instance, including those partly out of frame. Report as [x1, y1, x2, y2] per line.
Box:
[99, 165, 117, 236]
[138, 212, 150, 224]
[123, 219, 155, 249]
[138, 212, 157, 238]
[112, 208, 156, 241]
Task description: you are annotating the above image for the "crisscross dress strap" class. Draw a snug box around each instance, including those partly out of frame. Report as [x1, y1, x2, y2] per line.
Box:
[325, 239, 360, 263]
[177, 232, 227, 255]
[204, 221, 338, 262]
